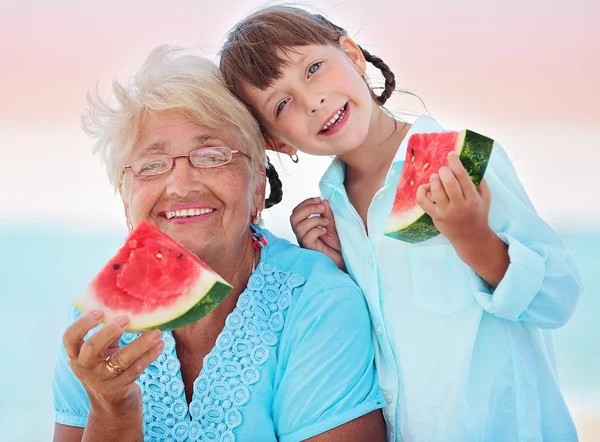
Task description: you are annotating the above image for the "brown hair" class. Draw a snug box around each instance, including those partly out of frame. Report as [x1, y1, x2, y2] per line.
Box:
[218, 5, 396, 125]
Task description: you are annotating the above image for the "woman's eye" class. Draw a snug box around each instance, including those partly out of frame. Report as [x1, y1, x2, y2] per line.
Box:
[308, 62, 321, 77]
[141, 161, 165, 173]
[276, 99, 289, 116]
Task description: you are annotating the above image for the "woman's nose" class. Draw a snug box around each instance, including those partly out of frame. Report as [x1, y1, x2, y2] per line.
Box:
[165, 157, 202, 197]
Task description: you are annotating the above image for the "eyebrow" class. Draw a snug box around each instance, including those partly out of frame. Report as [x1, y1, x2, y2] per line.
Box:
[191, 134, 220, 145]
[139, 134, 221, 155]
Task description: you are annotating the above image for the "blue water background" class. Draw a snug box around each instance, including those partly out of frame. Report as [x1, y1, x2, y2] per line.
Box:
[0, 227, 598, 440]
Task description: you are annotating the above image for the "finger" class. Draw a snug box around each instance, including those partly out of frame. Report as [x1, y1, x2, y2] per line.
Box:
[302, 226, 328, 249]
[104, 337, 123, 359]
[290, 197, 322, 216]
[478, 178, 492, 207]
[416, 184, 436, 214]
[429, 174, 449, 206]
[290, 199, 325, 227]
[106, 329, 163, 375]
[63, 311, 104, 361]
[294, 216, 329, 243]
[78, 317, 129, 367]
[448, 152, 478, 200]
[117, 340, 165, 385]
[321, 200, 336, 226]
[438, 166, 463, 202]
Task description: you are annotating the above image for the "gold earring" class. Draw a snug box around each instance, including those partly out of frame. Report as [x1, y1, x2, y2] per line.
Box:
[290, 153, 299, 163]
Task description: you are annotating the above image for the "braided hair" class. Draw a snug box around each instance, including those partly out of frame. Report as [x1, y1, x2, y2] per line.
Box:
[264, 157, 283, 209]
[359, 48, 396, 106]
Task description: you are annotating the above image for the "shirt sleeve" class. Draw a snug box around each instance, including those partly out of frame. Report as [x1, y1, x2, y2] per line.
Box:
[53, 305, 91, 427]
[273, 281, 385, 442]
[472, 142, 584, 328]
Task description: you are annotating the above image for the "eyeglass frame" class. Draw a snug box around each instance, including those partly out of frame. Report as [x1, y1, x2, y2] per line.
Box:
[122, 146, 251, 178]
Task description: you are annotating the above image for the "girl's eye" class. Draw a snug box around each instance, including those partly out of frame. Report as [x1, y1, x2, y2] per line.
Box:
[276, 99, 289, 116]
[308, 62, 321, 77]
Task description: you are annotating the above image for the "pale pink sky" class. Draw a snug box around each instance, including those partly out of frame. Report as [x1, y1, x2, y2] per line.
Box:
[1, 0, 598, 232]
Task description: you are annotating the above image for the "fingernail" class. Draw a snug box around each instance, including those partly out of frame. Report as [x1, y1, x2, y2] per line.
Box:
[430, 174, 439, 181]
[156, 340, 165, 350]
[314, 197, 321, 203]
[323, 218, 330, 224]
[115, 316, 129, 328]
[317, 204, 325, 209]
[448, 152, 456, 158]
[149, 329, 162, 340]
[90, 311, 104, 320]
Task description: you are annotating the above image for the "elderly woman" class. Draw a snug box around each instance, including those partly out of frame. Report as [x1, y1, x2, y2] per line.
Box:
[52, 46, 386, 442]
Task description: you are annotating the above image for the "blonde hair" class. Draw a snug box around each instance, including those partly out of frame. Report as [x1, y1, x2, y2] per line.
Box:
[82, 45, 266, 192]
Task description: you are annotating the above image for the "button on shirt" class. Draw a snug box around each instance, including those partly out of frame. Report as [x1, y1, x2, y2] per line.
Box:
[319, 116, 584, 442]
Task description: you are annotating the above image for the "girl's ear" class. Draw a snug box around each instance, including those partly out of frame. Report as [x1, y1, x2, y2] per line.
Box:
[264, 134, 297, 157]
[339, 36, 367, 74]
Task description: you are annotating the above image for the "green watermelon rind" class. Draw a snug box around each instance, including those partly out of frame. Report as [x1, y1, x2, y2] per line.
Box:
[157, 280, 232, 331]
[384, 129, 494, 244]
[75, 273, 232, 332]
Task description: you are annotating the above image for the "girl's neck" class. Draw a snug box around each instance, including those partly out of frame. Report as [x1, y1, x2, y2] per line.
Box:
[338, 103, 408, 181]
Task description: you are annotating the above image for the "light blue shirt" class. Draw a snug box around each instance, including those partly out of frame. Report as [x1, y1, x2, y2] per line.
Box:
[53, 227, 384, 442]
[319, 116, 584, 442]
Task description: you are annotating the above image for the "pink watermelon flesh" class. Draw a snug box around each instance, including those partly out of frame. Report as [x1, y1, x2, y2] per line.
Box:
[385, 129, 494, 243]
[76, 220, 232, 331]
[392, 131, 461, 216]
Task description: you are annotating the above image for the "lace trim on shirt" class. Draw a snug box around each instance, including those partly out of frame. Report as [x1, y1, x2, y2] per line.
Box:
[121, 261, 306, 441]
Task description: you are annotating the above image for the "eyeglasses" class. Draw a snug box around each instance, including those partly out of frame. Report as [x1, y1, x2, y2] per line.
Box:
[123, 147, 250, 177]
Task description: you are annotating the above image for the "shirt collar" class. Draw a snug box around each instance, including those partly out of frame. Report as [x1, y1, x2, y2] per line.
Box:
[319, 115, 446, 195]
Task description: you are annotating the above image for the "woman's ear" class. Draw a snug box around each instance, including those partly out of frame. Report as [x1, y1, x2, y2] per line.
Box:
[339, 36, 367, 74]
[252, 163, 267, 219]
[119, 179, 133, 231]
[264, 134, 297, 157]
[123, 203, 133, 231]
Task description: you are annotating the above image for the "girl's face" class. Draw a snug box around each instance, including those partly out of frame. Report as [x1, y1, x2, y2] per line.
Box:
[242, 38, 375, 157]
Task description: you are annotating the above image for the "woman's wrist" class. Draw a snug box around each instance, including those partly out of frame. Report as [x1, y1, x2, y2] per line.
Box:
[85, 400, 144, 442]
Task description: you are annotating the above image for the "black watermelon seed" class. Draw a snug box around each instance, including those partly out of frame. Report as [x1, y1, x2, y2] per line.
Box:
[113, 264, 120, 270]
[177, 253, 184, 259]
[411, 148, 415, 156]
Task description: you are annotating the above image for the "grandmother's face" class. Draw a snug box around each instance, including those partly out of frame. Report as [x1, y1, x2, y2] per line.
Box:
[121, 110, 262, 259]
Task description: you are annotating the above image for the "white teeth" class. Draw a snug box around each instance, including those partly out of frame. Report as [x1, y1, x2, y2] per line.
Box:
[165, 208, 214, 219]
[321, 106, 346, 132]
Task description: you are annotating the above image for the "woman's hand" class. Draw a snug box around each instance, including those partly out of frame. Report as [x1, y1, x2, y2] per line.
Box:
[63, 311, 164, 415]
[290, 197, 345, 271]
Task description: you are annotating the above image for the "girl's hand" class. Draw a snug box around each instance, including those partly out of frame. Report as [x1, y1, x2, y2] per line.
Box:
[290, 197, 346, 271]
[63, 311, 164, 415]
[416, 152, 493, 248]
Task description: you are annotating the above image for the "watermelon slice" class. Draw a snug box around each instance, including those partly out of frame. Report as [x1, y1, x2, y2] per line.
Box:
[75, 220, 232, 331]
[384, 129, 494, 243]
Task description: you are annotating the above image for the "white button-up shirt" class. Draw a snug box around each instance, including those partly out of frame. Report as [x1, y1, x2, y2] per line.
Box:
[319, 116, 583, 442]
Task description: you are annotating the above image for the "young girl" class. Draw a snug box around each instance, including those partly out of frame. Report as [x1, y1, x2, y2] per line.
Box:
[219, 6, 584, 441]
